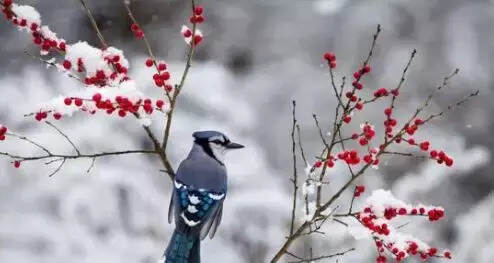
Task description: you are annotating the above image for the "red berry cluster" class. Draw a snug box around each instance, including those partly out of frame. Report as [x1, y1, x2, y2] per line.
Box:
[374, 239, 451, 263]
[337, 150, 361, 165]
[2, 4, 66, 56]
[130, 23, 144, 39]
[190, 6, 205, 24]
[356, 123, 376, 146]
[356, 202, 448, 262]
[430, 150, 453, 166]
[374, 88, 389, 97]
[145, 59, 173, 91]
[0, 125, 8, 141]
[352, 65, 371, 90]
[323, 52, 336, 68]
[390, 118, 454, 167]
[181, 25, 203, 46]
[354, 185, 365, 197]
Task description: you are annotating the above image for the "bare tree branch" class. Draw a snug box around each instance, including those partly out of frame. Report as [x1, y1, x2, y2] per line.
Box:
[45, 121, 81, 155]
[287, 248, 355, 263]
[77, 0, 108, 48]
[289, 100, 299, 236]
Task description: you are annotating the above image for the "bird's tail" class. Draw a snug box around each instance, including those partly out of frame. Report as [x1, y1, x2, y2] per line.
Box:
[163, 229, 200, 263]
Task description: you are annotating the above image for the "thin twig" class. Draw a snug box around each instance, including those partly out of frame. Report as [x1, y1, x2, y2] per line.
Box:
[122, 0, 172, 101]
[6, 133, 51, 155]
[0, 149, 156, 162]
[312, 114, 329, 150]
[381, 151, 428, 159]
[48, 158, 66, 177]
[385, 49, 417, 143]
[86, 157, 96, 173]
[423, 89, 479, 123]
[162, 0, 198, 151]
[45, 121, 81, 155]
[289, 100, 298, 236]
[287, 248, 355, 263]
[77, 0, 108, 48]
[24, 50, 82, 82]
[296, 124, 308, 166]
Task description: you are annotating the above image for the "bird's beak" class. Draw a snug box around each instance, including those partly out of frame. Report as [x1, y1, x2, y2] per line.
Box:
[226, 142, 245, 149]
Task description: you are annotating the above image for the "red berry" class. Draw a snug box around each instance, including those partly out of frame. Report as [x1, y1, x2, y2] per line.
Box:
[4, 0, 13, 7]
[130, 23, 139, 32]
[194, 6, 204, 15]
[362, 65, 371, 73]
[156, 100, 164, 109]
[352, 133, 359, 140]
[118, 110, 126, 117]
[193, 35, 203, 45]
[74, 98, 83, 107]
[353, 71, 361, 79]
[329, 61, 336, 69]
[14, 160, 21, 168]
[359, 138, 368, 146]
[154, 78, 164, 87]
[356, 103, 363, 110]
[420, 141, 430, 151]
[92, 93, 102, 102]
[161, 72, 170, 80]
[63, 60, 72, 70]
[134, 30, 144, 39]
[158, 63, 167, 71]
[343, 115, 351, 123]
[195, 15, 205, 23]
[145, 59, 154, 67]
[96, 70, 105, 79]
[384, 108, 392, 116]
[444, 251, 452, 259]
[64, 98, 72, 105]
[323, 52, 336, 61]
[0, 126, 7, 136]
[53, 112, 62, 120]
[314, 160, 322, 168]
[59, 42, 66, 51]
[183, 29, 192, 38]
[414, 118, 424, 125]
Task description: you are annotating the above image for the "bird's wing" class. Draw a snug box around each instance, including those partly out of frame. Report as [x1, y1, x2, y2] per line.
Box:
[167, 188, 176, 224]
[199, 200, 224, 240]
[172, 179, 226, 234]
[208, 202, 223, 239]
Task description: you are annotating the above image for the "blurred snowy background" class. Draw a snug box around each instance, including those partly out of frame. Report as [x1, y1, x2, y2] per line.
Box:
[0, 0, 493, 262]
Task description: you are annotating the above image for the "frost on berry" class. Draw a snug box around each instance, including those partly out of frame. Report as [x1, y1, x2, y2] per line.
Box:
[181, 25, 204, 46]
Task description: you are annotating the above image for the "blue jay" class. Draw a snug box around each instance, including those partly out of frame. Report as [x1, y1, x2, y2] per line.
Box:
[163, 131, 244, 263]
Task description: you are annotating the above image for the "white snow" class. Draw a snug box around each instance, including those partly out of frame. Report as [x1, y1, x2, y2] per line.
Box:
[11, 4, 41, 25]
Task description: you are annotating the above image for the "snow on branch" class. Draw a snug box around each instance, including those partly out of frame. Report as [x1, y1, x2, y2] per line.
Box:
[350, 189, 451, 262]
[0, 0, 206, 178]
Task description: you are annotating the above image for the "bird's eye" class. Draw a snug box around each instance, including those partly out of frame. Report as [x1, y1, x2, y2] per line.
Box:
[211, 140, 223, 144]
